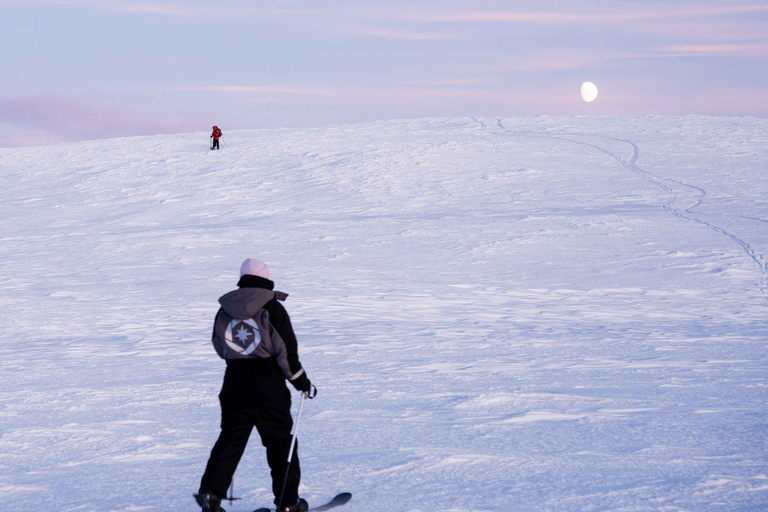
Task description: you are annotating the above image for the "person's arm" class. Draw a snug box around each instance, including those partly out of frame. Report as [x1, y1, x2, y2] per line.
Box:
[269, 300, 301, 374]
[269, 300, 312, 391]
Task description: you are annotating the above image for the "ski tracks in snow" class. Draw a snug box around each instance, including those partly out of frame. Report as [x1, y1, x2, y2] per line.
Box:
[471, 117, 486, 132]
[490, 118, 768, 302]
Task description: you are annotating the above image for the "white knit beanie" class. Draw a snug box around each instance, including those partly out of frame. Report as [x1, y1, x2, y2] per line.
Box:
[240, 258, 270, 279]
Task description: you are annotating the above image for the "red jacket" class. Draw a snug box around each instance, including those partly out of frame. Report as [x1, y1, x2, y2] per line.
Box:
[211, 127, 221, 140]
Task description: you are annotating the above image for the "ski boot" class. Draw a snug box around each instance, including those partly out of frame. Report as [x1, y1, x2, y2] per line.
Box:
[194, 489, 226, 512]
[281, 498, 308, 512]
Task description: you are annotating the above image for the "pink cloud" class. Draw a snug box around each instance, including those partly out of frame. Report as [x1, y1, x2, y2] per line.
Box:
[351, 5, 768, 45]
[660, 43, 768, 57]
[117, 2, 198, 16]
[16, 0, 325, 20]
[176, 81, 768, 118]
[0, 129, 68, 148]
[176, 84, 581, 108]
[442, 49, 626, 73]
[339, 26, 457, 40]
[397, 4, 768, 23]
[16, 1, 768, 44]
[398, 79, 497, 86]
[0, 95, 190, 144]
[500, 51, 606, 71]
[628, 19, 768, 41]
[628, 87, 768, 116]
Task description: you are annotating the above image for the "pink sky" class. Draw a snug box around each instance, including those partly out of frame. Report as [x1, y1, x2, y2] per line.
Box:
[1, 0, 766, 146]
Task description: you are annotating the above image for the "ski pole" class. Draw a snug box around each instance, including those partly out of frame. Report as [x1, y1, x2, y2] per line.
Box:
[276, 386, 316, 511]
[276, 392, 304, 511]
[227, 477, 241, 502]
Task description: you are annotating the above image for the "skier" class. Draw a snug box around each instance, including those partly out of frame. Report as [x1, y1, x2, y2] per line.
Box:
[210, 125, 222, 150]
[196, 258, 314, 512]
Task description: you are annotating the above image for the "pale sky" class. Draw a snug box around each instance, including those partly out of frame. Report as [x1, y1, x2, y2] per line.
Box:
[1, 0, 767, 146]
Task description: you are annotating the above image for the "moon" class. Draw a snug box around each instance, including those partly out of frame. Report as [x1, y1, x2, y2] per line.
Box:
[580, 82, 598, 103]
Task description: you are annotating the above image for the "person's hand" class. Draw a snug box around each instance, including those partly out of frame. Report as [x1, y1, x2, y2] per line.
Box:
[290, 372, 312, 393]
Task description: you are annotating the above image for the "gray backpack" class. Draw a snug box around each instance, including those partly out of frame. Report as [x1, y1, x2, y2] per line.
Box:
[211, 287, 296, 379]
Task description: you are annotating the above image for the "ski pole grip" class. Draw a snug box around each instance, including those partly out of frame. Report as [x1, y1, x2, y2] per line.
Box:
[305, 385, 317, 400]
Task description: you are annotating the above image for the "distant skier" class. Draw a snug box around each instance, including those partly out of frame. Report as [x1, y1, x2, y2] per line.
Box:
[210, 126, 222, 150]
[195, 258, 314, 512]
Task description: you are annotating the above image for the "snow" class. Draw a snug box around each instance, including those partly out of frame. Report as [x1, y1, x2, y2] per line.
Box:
[0, 116, 767, 511]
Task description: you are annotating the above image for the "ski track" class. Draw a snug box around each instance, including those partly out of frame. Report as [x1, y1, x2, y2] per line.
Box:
[598, 135, 768, 301]
[742, 215, 768, 225]
[1, 117, 767, 512]
[492, 119, 768, 301]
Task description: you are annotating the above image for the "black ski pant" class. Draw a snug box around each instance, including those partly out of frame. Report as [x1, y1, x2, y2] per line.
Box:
[200, 392, 300, 506]
[212, 138, 220, 149]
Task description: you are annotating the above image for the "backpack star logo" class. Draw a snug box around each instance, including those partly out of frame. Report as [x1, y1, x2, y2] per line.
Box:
[234, 325, 251, 343]
[224, 318, 262, 356]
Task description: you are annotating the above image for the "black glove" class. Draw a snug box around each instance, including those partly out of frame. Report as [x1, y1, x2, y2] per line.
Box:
[290, 372, 312, 393]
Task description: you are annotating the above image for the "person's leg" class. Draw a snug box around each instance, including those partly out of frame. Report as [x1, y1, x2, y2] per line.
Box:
[251, 391, 299, 507]
[200, 395, 254, 498]
[263, 435, 301, 507]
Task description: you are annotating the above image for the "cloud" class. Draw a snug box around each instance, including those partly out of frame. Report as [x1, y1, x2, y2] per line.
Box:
[14, 1, 767, 49]
[175, 80, 768, 118]
[175, 83, 580, 108]
[496, 51, 607, 71]
[0, 95, 189, 143]
[0, 126, 68, 147]
[627, 19, 768, 41]
[398, 79, 497, 86]
[5, 0, 324, 19]
[116, 2, 198, 16]
[660, 43, 768, 58]
[20, 1, 761, 33]
[634, 87, 768, 116]
[337, 26, 457, 40]
[440, 48, 641, 74]
[396, 4, 768, 24]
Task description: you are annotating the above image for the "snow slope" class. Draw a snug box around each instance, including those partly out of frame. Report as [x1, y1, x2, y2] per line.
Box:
[1, 116, 767, 511]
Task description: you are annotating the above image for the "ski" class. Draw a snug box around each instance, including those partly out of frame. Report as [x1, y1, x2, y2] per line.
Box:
[310, 493, 352, 511]
[253, 492, 352, 512]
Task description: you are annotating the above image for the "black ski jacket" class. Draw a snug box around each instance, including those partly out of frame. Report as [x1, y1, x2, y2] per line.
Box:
[214, 275, 308, 400]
